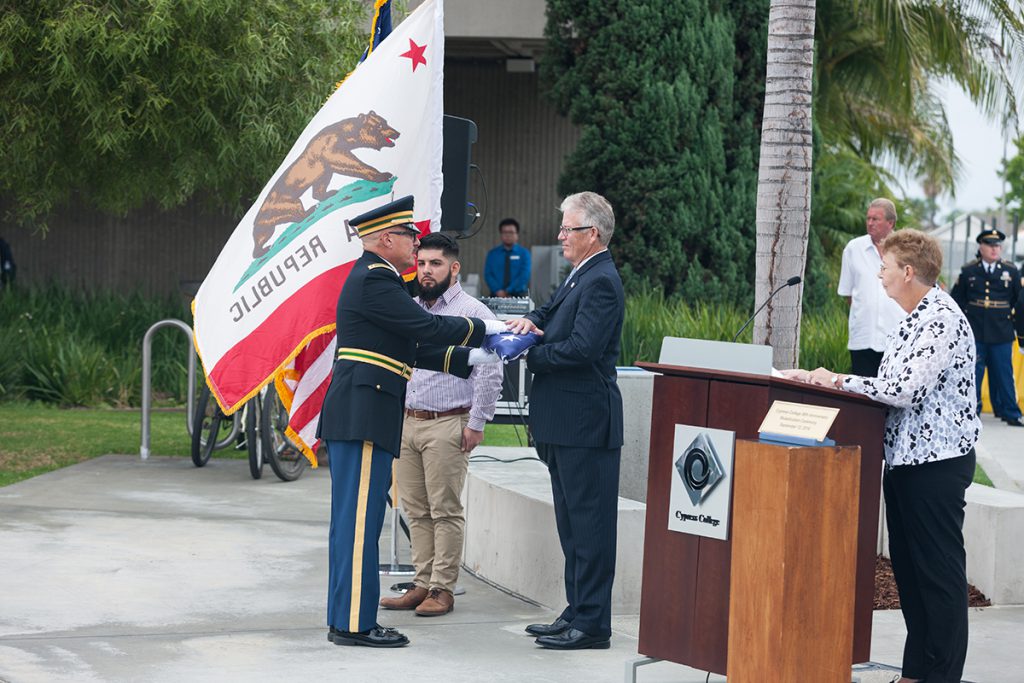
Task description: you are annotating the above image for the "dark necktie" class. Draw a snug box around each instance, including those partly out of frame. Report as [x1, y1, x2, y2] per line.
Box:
[503, 250, 512, 291]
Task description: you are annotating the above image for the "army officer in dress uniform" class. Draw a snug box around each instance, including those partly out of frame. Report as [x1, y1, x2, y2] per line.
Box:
[317, 196, 506, 648]
[951, 228, 1024, 426]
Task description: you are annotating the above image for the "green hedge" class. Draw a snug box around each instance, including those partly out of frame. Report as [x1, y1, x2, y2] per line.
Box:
[0, 285, 192, 406]
[620, 286, 851, 372]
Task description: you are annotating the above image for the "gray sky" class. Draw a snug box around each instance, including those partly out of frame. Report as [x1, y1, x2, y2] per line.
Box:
[902, 80, 1020, 220]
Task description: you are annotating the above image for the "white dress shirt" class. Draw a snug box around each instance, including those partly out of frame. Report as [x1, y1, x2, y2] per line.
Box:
[838, 234, 906, 352]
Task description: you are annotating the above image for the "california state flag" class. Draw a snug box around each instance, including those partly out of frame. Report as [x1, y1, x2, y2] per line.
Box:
[193, 0, 444, 463]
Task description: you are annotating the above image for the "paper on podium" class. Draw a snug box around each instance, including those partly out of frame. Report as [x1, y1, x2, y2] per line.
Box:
[658, 337, 773, 375]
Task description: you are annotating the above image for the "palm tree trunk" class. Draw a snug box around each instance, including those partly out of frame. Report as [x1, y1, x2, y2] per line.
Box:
[753, 0, 815, 368]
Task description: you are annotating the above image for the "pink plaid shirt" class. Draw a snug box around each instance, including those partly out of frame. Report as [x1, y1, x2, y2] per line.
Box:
[405, 280, 503, 431]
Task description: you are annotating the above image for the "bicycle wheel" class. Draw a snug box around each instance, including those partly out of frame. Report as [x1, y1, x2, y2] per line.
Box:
[191, 385, 224, 467]
[245, 396, 263, 479]
[262, 387, 308, 482]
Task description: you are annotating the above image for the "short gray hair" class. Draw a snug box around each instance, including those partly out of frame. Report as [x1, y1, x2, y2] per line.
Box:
[869, 197, 897, 224]
[560, 192, 615, 246]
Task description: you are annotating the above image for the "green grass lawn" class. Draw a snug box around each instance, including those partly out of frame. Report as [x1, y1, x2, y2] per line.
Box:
[0, 403, 996, 488]
[480, 422, 533, 448]
[0, 404, 533, 487]
[973, 464, 994, 487]
[0, 403, 206, 487]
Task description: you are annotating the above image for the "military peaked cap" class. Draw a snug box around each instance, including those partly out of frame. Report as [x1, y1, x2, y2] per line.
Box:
[976, 228, 1006, 244]
[350, 195, 416, 238]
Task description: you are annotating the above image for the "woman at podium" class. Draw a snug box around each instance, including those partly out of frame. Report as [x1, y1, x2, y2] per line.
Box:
[785, 229, 979, 683]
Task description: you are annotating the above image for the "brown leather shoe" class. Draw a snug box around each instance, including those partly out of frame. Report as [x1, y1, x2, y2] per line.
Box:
[379, 586, 428, 610]
[415, 588, 454, 616]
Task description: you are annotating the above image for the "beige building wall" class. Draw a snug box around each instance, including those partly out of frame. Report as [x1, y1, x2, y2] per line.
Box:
[2, 198, 237, 297]
[444, 59, 579, 292]
[411, 0, 547, 40]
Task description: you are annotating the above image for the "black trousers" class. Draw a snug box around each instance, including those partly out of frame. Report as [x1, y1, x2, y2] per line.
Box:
[535, 442, 620, 638]
[884, 450, 975, 683]
[850, 348, 884, 377]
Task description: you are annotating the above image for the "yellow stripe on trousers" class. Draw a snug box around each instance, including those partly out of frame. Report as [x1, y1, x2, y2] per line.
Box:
[349, 440, 374, 632]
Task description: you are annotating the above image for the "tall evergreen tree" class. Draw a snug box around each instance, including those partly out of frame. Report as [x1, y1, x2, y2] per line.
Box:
[542, 0, 768, 304]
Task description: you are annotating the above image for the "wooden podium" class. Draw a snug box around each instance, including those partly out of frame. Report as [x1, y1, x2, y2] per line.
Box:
[635, 361, 886, 676]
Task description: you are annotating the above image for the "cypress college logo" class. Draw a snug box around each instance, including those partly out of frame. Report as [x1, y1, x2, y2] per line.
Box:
[667, 425, 735, 541]
[675, 431, 726, 506]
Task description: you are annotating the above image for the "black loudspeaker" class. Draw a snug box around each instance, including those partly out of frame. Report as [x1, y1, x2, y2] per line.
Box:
[441, 115, 478, 234]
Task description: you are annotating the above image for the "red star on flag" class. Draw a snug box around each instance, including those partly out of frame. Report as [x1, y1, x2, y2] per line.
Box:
[400, 39, 427, 72]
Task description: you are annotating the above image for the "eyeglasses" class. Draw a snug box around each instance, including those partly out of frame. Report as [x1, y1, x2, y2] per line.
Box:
[558, 224, 594, 236]
[387, 226, 419, 239]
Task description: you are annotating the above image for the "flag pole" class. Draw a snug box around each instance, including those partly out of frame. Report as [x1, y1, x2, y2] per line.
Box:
[379, 462, 415, 576]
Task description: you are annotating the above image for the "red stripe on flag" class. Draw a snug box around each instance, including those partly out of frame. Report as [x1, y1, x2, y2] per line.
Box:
[209, 262, 353, 410]
[297, 333, 335, 373]
[289, 373, 331, 433]
[284, 333, 336, 465]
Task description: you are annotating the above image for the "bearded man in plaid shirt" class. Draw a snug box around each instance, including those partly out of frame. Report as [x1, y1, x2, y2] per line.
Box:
[380, 231, 503, 616]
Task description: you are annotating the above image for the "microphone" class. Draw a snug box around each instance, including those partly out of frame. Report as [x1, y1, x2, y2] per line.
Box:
[731, 276, 802, 343]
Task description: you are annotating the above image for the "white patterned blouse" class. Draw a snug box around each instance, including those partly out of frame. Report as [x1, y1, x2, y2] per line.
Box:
[842, 287, 981, 467]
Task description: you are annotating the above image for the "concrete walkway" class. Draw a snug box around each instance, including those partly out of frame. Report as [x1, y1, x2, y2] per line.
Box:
[1, 450, 1022, 682]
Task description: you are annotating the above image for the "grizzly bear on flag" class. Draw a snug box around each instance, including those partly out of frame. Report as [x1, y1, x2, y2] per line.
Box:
[251, 111, 400, 257]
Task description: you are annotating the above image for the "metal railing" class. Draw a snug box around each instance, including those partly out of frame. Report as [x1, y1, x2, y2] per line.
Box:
[932, 212, 1021, 285]
[140, 319, 195, 459]
[138, 317, 241, 462]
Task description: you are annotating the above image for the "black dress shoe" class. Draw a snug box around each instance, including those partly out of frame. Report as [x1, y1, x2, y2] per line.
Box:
[331, 625, 409, 648]
[524, 617, 571, 637]
[1003, 415, 1024, 427]
[535, 627, 610, 650]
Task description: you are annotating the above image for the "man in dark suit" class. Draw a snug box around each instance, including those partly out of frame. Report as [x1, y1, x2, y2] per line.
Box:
[316, 195, 505, 648]
[507, 191, 625, 650]
[951, 228, 1024, 426]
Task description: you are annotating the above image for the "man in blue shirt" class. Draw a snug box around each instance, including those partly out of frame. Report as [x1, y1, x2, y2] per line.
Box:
[484, 218, 531, 297]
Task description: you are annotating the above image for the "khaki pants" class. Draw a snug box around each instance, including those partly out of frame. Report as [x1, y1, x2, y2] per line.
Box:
[396, 414, 470, 593]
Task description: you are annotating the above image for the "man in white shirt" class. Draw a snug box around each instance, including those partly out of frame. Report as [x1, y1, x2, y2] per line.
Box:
[838, 198, 906, 376]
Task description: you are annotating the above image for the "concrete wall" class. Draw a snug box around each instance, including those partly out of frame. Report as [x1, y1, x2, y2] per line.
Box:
[618, 368, 655, 503]
[962, 486, 1024, 604]
[463, 451, 646, 614]
[617, 366, 1024, 604]
[880, 484, 1024, 605]
[2, 198, 237, 296]
[419, 0, 547, 39]
[460, 368, 654, 613]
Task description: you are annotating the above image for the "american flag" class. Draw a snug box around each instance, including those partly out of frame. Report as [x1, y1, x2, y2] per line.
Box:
[276, 332, 335, 462]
